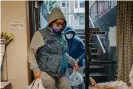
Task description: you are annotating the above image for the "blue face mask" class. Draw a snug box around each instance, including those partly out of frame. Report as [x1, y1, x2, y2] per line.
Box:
[52, 27, 61, 33]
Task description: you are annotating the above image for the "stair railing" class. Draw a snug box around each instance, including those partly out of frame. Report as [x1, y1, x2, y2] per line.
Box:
[89, 15, 106, 54]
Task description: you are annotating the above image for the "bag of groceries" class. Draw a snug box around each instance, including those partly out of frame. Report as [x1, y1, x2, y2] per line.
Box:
[28, 78, 45, 89]
[68, 71, 84, 86]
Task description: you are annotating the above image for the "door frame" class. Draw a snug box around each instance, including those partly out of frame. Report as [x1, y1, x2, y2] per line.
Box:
[26, 1, 39, 84]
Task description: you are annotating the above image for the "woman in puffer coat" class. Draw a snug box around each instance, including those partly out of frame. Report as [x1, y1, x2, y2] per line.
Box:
[28, 8, 78, 89]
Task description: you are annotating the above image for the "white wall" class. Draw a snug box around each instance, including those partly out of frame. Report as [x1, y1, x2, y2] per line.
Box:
[1, 1, 29, 89]
[108, 26, 116, 46]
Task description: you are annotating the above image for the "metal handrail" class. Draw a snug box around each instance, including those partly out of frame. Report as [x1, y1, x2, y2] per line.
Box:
[89, 1, 96, 10]
[93, 2, 117, 22]
[89, 1, 117, 21]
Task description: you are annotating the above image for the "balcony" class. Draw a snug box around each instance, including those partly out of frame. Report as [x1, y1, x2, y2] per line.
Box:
[89, 1, 117, 22]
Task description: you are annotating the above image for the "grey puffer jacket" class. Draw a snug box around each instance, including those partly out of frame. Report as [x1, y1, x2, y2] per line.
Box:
[28, 8, 76, 77]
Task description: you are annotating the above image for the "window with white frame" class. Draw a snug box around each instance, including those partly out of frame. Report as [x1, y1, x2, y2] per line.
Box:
[74, 15, 78, 26]
[62, 1, 67, 8]
[80, 0, 85, 8]
[75, 0, 78, 8]
[79, 15, 85, 25]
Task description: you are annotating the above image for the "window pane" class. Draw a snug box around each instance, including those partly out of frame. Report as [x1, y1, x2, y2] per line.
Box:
[79, 15, 85, 25]
[62, 1, 66, 7]
[80, 1, 85, 8]
[75, 0, 78, 8]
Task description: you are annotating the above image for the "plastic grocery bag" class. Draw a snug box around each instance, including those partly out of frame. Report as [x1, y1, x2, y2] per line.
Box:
[28, 79, 45, 89]
[68, 71, 84, 86]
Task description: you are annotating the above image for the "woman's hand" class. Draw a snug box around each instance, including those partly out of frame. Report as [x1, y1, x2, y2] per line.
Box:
[73, 63, 79, 72]
[34, 72, 42, 79]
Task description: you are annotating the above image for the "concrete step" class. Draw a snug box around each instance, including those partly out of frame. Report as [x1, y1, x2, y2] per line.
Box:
[91, 59, 98, 61]
[91, 48, 97, 53]
[83, 73, 107, 83]
[89, 42, 94, 45]
[89, 73, 107, 83]
[83, 39, 93, 43]
[90, 73, 106, 77]
[89, 65, 104, 73]
[76, 32, 85, 35]
[89, 60, 117, 65]
[89, 43, 95, 47]
[91, 53, 99, 59]
[75, 29, 84, 33]
[83, 65, 104, 73]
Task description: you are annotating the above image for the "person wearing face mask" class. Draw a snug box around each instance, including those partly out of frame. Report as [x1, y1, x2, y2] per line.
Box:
[28, 8, 79, 89]
[64, 26, 85, 89]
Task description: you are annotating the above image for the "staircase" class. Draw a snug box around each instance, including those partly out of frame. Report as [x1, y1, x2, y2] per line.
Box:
[89, 41, 107, 83]
[75, 29, 107, 83]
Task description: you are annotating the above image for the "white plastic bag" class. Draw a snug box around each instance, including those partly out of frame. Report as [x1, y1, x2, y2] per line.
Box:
[68, 71, 83, 86]
[28, 79, 45, 89]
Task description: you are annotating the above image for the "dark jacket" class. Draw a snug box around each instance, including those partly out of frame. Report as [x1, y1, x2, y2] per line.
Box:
[64, 26, 85, 68]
